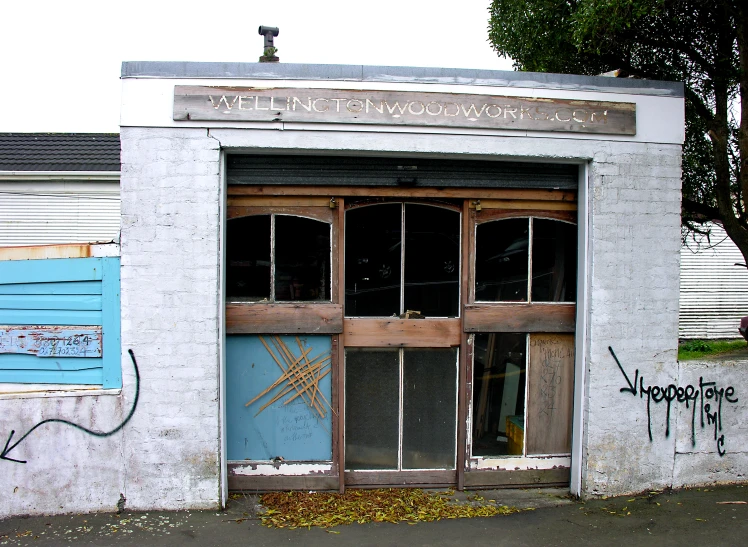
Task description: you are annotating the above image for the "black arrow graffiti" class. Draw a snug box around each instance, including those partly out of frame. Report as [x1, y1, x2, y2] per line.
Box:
[1, 349, 140, 464]
[609, 346, 638, 395]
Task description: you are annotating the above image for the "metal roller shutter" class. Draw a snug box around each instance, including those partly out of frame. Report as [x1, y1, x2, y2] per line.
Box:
[227, 155, 579, 189]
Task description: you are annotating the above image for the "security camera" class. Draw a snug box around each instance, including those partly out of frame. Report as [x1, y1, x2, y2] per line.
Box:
[258, 26, 279, 48]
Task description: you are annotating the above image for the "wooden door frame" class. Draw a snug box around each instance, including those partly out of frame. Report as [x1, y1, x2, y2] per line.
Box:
[223, 186, 579, 492]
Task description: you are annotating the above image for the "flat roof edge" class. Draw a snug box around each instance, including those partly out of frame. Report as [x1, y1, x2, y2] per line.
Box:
[121, 61, 684, 98]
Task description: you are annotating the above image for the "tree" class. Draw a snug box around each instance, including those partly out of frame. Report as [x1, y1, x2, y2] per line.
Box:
[488, 0, 747, 263]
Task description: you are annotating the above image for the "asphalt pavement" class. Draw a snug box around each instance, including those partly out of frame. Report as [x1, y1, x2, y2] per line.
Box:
[2, 484, 747, 546]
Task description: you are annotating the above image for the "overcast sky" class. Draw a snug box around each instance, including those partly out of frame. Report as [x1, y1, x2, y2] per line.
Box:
[0, 0, 513, 133]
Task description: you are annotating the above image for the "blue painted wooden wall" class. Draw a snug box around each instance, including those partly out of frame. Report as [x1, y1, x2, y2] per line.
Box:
[226, 335, 332, 461]
[0, 257, 121, 387]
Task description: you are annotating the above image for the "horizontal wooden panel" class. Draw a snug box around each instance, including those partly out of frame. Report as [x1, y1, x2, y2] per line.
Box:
[0, 281, 102, 295]
[228, 196, 334, 208]
[344, 470, 456, 486]
[226, 303, 343, 334]
[0, 354, 104, 371]
[0, 244, 93, 261]
[470, 199, 576, 211]
[0, 367, 103, 385]
[0, 257, 104, 285]
[463, 304, 575, 333]
[229, 185, 578, 202]
[0, 309, 103, 326]
[228, 473, 339, 492]
[344, 319, 461, 347]
[0, 295, 102, 311]
[463, 467, 570, 488]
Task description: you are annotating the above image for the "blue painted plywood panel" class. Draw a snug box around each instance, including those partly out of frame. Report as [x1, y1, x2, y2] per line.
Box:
[0, 309, 102, 325]
[0, 256, 119, 387]
[0, 295, 102, 311]
[0, 367, 104, 385]
[0, 257, 103, 285]
[226, 335, 332, 461]
[0, 354, 104, 371]
[101, 257, 121, 389]
[0, 281, 102, 295]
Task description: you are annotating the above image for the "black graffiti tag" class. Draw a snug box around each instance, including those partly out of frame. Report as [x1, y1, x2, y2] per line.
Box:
[609, 346, 738, 456]
[0, 349, 140, 464]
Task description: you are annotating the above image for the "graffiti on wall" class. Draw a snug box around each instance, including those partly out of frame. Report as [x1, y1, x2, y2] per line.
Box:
[0, 349, 140, 464]
[610, 346, 738, 456]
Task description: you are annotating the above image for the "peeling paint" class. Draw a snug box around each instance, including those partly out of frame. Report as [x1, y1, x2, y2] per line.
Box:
[472, 456, 570, 471]
[230, 463, 332, 476]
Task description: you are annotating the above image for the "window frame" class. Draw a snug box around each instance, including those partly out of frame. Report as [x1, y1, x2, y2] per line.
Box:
[343, 199, 462, 319]
[225, 200, 342, 335]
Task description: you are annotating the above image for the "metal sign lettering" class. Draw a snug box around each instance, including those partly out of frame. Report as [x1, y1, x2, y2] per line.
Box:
[0, 326, 103, 358]
[174, 86, 636, 135]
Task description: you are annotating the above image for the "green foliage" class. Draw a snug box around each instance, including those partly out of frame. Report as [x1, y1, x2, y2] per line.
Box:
[680, 340, 711, 352]
[678, 338, 747, 360]
[488, 0, 748, 263]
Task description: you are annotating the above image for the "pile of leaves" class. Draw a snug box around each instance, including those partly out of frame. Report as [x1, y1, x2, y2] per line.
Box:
[260, 488, 520, 529]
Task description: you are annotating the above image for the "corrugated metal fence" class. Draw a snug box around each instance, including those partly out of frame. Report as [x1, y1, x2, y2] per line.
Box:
[679, 223, 748, 339]
[0, 183, 120, 246]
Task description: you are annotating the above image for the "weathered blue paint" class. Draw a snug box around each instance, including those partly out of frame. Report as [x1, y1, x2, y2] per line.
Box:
[0, 309, 103, 325]
[226, 335, 333, 462]
[0, 257, 103, 284]
[0, 368, 104, 385]
[0, 281, 102, 295]
[101, 257, 121, 389]
[0, 295, 103, 311]
[0, 354, 105, 371]
[0, 257, 121, 387]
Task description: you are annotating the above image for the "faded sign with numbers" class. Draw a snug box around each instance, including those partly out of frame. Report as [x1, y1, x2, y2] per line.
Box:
[0, 326, 103, 358]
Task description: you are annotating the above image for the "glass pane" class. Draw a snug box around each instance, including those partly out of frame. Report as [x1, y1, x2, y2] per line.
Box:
[402, 348, 457, 469]
[226, 215, 271, 301]
[345, 204, 402, 316]
[531, 219, 577, 302]
[275, 216, 331, 302]
[475, 219, 529, 301]
[345, 349, 399, 470]
[472, 333, 526, 457]
[404, 205, 460, 317]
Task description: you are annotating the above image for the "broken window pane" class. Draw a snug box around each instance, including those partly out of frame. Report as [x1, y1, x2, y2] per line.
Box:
[531, 219, 577, 302]
[475, 219, 529, 301]
[275, 215, 331, 302]
[403, 205, 460, 317]
[345, 349, 400, 470]
[226, 215, 271, 301]
[402, 348, 457, 469]
[345, 204, 402, 317]
[471, 333, 527, 457]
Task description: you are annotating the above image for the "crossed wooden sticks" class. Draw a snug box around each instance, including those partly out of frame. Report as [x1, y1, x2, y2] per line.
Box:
[245, 336, 332, 420]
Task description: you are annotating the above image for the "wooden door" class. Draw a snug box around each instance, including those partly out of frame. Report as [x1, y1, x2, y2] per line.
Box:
[342, 201, 463, 486]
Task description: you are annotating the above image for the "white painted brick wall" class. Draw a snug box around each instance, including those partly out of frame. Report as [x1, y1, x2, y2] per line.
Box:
[119, 127, 222, 511]
[582, 142, 683, 496]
